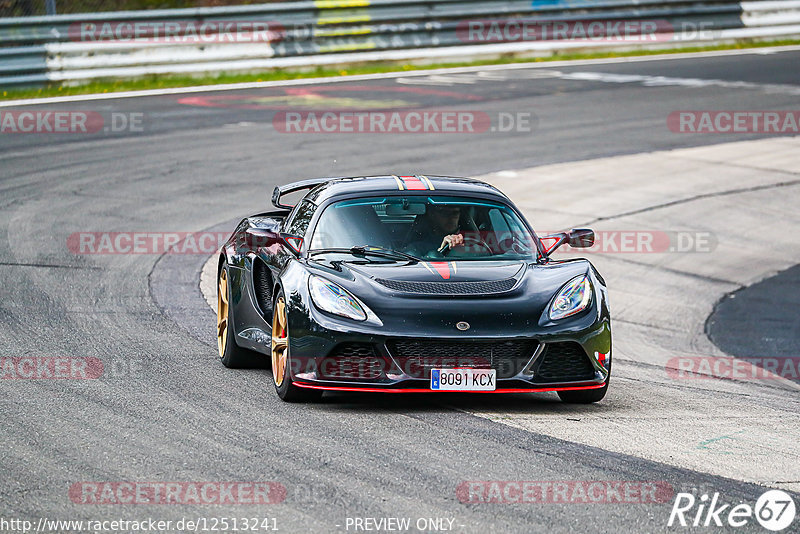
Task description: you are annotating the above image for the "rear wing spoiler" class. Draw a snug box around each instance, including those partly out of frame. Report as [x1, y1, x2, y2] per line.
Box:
[271, 177, 336, 210]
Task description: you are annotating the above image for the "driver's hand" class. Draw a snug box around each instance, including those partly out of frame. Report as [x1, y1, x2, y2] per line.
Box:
[439, 233, 464, 251]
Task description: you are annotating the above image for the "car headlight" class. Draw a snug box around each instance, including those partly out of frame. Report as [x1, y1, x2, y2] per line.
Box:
[549, 274, 592, 320]
[309, 275, 368, 321]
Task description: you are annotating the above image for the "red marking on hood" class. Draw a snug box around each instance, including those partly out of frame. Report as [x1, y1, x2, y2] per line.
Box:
[430, 262, 451, 279]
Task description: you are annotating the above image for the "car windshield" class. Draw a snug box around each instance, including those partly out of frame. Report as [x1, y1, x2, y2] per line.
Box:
[309, 195, 538, 261]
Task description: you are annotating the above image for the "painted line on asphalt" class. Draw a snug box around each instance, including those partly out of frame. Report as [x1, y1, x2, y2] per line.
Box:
[2, 45, 800, 108]
[395, 68, 800, 95]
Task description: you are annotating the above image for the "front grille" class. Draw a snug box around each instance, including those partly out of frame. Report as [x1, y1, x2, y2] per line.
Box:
[533, 342, 596, 382]
[319, 343, 386, 380]
[387, 339, 537, 379]
[374, 278, 517, 295]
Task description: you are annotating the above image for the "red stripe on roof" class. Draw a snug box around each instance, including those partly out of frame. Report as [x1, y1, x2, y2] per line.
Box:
[402, 176, 428, 190]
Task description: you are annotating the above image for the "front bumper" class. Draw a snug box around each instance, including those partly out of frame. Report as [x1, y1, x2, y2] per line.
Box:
[294, 383, 606, 393]
[286, 302, 612, 393]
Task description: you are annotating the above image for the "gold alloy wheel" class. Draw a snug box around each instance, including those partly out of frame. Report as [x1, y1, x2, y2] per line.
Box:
[271, 296, 288, 386]
[217, 268, 228, 357]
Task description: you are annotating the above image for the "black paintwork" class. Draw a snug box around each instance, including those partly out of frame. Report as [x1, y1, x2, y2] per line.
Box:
[219, 175, 611, 392]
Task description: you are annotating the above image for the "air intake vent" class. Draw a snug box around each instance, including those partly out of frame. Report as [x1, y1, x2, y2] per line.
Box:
[375, 278, 517, 295]
[533, 342, 596, 382]
[387, 339, 537, 379]
[319, 343, 386, 380]
[253, 259, 273, 317]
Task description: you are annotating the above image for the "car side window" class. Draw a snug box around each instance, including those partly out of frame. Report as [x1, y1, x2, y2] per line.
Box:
[488, 208, 511, 235]
[284, 200, 315, 237]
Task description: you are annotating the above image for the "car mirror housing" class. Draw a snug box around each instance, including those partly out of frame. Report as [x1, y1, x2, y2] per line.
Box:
[541, 228, 595, 256]
[243, 227, 279, 251]
[568, 228, 595, 248]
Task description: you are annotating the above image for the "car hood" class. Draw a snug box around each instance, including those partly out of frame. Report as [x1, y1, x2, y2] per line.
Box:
[301, 256, 599, 336]
[305, 256, 593, 300]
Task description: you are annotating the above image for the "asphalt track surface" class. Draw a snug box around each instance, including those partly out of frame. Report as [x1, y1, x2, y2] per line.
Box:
[1, 48, 799, 533]
[708, 265, 800, 371]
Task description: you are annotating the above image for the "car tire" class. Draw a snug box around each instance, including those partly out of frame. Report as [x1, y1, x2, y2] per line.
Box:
[217, 262, 265, 369]
[271, 289, 323, 403]
[557, 362, 611, 404]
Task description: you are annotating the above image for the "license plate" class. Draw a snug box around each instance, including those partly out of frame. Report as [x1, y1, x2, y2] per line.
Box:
[430, 369, 496, 391]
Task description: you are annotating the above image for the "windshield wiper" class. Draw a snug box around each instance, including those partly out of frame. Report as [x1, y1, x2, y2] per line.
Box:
[352, 245, 422, 262]
[309, 246, 420, 263]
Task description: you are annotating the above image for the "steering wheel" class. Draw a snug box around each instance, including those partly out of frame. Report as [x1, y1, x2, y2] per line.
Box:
[499, 234, 531, 255]
[463, 233, 493, 254]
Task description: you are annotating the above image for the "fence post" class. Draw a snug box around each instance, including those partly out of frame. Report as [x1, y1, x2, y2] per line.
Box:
[45, 0, 57, 16]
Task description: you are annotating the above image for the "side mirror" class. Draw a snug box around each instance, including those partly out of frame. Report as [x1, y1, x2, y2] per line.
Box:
[243, 227, 279, 251]
[567, 228, 595, 248]
[540, 228, 595, 256]
[280, 233, 303, 255]
[539, 233, 567, 255]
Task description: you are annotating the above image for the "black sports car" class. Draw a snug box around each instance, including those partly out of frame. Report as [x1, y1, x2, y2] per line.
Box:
[216, 175, 611, 403]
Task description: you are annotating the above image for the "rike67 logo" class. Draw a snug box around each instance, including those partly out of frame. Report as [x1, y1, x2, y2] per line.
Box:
[668, 489, 796, 531]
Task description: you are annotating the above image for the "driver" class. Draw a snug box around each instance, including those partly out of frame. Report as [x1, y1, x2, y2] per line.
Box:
[405, 204, 465, 256]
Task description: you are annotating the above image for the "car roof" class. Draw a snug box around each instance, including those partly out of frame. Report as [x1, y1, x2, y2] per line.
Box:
[302, 175, 508, 205]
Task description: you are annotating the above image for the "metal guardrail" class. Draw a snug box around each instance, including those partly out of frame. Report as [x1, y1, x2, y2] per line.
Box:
[0, 0, 748, 46]
[0, 0, 799, 87]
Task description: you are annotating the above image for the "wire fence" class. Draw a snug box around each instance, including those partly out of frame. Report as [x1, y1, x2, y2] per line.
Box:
[0, 0, 284, 17]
